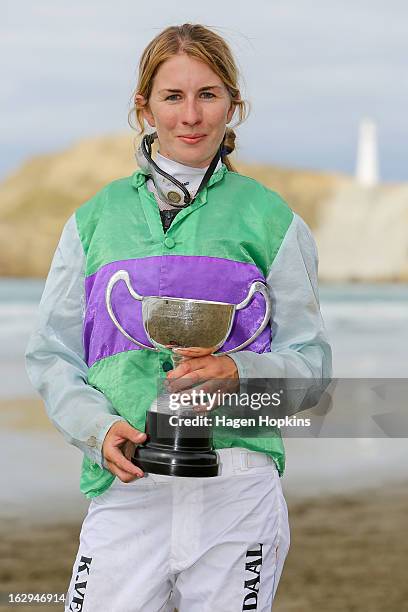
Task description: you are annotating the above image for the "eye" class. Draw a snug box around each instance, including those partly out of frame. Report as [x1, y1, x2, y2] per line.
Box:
[200, 91, 216, 99]
[165, 94, 181, 101]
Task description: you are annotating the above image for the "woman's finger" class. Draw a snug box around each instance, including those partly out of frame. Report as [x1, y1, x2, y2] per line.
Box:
[166, 368, 205, 393]
[167, 356, 213, 379]
[108, 447, 144, 477]
[106, 461, 141, 483]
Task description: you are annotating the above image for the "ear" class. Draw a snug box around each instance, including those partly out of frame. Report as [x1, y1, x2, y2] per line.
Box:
[135, 94, 156, 127]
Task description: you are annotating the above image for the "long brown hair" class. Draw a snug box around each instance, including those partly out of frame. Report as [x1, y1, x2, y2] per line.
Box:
[128, 24, 248, 171]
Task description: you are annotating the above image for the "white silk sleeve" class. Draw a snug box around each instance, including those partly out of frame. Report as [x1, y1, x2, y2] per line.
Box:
[25, 214, 125, 467]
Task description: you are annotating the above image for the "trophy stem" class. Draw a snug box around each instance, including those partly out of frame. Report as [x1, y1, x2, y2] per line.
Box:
[171, 351, 184, 369]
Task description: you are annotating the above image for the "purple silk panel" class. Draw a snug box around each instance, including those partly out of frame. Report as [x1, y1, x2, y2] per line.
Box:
[84, 255, 272, 367]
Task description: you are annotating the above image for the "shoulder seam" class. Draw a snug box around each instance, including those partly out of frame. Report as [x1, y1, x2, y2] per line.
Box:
[266, 213, 296, 278]
[73, 213, 86, 259]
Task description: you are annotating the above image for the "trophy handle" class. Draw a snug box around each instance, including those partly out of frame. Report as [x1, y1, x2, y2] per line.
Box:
[105, 270, 156, 351]
[222, 281, 272, 355]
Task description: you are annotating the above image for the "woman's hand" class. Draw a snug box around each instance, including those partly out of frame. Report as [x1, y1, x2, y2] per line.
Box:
[165, 352, 239, 412]
[102, 421, 146, 482]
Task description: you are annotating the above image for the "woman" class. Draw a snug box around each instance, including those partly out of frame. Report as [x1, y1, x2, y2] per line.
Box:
[26, 23, 331, 611]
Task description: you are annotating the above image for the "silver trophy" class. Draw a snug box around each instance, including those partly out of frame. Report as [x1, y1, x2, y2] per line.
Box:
[106, 270, 271, 477]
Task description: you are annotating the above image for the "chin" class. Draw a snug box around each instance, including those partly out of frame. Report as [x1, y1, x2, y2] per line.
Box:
[176, 149, 214, 169]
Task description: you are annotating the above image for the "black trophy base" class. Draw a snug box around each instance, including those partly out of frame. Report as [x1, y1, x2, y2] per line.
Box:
[132, 411, 219, 477]
[132, 445, 219, 477]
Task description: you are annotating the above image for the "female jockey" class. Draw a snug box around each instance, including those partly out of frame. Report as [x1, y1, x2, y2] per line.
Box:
[26, 23, 331, 612]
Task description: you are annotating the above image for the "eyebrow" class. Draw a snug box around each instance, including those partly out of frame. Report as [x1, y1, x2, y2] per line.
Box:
[158, 85, 223, 94]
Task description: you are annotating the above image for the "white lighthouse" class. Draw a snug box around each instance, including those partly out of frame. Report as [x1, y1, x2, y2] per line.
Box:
[355, 118, 379, 187]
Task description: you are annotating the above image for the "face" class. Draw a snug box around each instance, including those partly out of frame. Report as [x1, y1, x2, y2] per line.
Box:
[137, 54, 235, 168]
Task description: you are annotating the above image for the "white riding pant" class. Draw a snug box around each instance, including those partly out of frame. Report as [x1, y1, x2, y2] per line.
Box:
[65, 448, 290, 612]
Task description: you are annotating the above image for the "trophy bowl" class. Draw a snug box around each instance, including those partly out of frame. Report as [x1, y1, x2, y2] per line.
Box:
[142, 296, 235, 354]
[105, 270, 271, 477]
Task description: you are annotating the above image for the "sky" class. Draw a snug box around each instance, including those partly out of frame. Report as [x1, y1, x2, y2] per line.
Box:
[2, 0, 407, 181]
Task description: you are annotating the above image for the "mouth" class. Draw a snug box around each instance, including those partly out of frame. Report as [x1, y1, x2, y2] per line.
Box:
[178, 134, 206, 144]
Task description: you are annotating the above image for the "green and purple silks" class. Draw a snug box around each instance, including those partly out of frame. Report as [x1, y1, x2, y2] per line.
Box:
[76, 165, 293, 497]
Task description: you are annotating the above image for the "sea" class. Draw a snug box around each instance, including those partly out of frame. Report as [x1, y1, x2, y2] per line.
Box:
[1, 279, 407, 522]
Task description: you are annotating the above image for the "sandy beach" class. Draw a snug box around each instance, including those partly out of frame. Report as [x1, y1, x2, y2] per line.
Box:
[1, 483, 407, 611]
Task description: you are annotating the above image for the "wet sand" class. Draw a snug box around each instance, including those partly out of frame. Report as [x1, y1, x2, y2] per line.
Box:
[1, 483, 407, 612]
[275, 483, 408, 611]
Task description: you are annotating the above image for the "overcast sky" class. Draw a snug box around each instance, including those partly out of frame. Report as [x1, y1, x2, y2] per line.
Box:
[2, 1, 407, 181]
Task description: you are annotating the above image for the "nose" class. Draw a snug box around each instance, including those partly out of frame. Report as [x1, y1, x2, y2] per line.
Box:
[181, 97, 202, 126]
